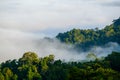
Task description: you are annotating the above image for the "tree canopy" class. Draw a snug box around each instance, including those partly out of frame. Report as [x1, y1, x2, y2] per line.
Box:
[56, 17, 120, 51]
[0, 51, 120, 80]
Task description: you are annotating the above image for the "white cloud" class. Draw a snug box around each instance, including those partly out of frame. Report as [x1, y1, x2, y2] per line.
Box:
[0, 28, 86, 62]
[0, 28, 120, 63]
[0, 0, 120, 62]
[0, 0, 120, 31]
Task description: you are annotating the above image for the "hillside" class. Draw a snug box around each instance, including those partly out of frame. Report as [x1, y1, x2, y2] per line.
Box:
[56, 17, 120, 51]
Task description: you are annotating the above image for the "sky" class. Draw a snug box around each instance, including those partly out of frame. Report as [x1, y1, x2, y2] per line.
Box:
[0, 0, 120, 36]
[0, 0, 120, 62]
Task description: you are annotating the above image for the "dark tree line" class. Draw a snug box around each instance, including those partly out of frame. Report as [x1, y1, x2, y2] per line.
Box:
[56, 17, 120, 51]
[0, 51, 120, 80]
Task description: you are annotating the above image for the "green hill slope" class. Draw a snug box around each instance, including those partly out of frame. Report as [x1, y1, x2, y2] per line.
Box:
[56, 17, 120, 51]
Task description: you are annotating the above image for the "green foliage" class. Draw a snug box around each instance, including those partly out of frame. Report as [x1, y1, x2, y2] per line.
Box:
[0, 72, 4, 80]
[0, 51, 120, 80]
[56, 17, 120, 51]
[40, 54, 54, 72]
[105, 52, 120, 71]
[19, 52, 39, 65]
[12, 74, 18, 80]
[27, 66, 41, 80]
[86, 53, 97, 60]
[2, 67, 14, 80]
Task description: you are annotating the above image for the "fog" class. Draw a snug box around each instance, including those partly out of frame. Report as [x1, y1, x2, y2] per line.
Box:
[0, 28, 120, 63]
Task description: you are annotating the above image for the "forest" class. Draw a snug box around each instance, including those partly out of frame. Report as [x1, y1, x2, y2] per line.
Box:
[56, 17, 120, 51]
[0, 18, 120, 80]
[0, 51, 120, 80]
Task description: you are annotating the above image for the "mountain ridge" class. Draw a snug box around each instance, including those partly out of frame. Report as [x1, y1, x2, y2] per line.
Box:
[56, 17, 120, 51]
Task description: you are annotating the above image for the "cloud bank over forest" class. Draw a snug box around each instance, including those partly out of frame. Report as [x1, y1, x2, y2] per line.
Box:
[0, 0, 120, 62]
[0, 28, 120, 62]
